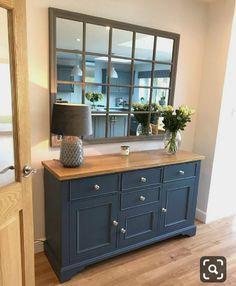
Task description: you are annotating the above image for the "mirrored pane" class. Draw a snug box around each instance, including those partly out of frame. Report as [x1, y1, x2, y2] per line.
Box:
[111, 58, 131, 85]
[153, 64, 171, 88]
[135, 33, 154, 60]
[0, 8, 15, 187]
[133, 61, 152, 87]
[85, 55, 108, 84]
[57, 52, 83, 83]
[132, 87, 150, 105]
[86, 24, 109, 54]
[85, 84, 107, 112]
[56, 18, 83, 51]
[108, 115, 128, 137]
[89, 114, 106, 139]
[112, 29, 133, 58]
[130, 113, 150, 136]
[56, 84, 82, 104]
[156, 37, 174, 63]
[152, 89, 169, 107]
[109, 87, 130, 112]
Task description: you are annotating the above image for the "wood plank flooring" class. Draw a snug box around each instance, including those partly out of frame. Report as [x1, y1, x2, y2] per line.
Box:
[35, 216, 236, 286]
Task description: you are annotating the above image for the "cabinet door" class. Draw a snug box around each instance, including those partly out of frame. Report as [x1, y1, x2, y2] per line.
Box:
[109, 116, 127, 137]
[69, 194, 118, 263]
[119, 204, 159, 248]
[92, 115, 106, 138]
[160, 178, 195, 233]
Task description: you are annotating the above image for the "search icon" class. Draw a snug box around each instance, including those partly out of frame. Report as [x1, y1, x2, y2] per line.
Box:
[208, 264, 218, 275]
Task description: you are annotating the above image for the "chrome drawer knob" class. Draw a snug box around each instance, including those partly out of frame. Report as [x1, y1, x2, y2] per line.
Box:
[162, 208, 167, 213]
[140, 177, 147, 183]
[112, 220, 119, 227]
[121, 228, 126, 234]
[94, 184, 100, 191]
[139, 195, 146, 202]
[178, 170, 185, 175]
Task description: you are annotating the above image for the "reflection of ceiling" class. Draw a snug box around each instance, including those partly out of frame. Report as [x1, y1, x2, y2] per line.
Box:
[0, 8, 9, 63]
[56, 18, 173, 62]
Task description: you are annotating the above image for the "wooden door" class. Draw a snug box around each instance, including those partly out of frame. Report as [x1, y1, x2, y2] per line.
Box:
[0, 0, 35, 286]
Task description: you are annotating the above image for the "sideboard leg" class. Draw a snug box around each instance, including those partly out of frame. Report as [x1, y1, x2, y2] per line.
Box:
[59, 266, 85, 283]
[181, 226, 196, 237]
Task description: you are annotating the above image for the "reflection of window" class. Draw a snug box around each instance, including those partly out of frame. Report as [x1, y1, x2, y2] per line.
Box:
[85, 61, 95, 83]
[139, 78, 151, 87]
[139, 87, 149, 101]
[153, 77, 169, 87]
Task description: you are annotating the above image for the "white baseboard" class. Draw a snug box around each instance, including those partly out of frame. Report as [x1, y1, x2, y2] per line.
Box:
[34, 238, 45, 254]
[195, 208, 207, 223]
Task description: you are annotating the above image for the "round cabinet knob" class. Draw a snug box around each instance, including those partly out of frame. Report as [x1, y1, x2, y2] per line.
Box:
[162, 208, 167, 213]
[178, 170, 185, 175]
[94, 184, 100, 191]
[140, 177, 147, 183]
[112, 220, 119, 227]
[139, 195, 146, 202]
[121, 228, 126, 234]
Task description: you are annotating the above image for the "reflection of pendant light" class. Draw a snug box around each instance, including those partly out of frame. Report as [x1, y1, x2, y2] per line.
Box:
[71, 54, 83, 77]
[71, 65, 82, 76]
[111, 66, 118, 78]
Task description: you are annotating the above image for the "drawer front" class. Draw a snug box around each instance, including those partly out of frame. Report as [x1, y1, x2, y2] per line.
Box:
[70, 174, 119, 200]
[122, 168, 161, 191]
[163, 162, 196, 182]
[121, 186, 161, 210]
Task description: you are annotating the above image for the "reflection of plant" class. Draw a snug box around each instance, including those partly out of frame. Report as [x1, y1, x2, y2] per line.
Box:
[132, 103, 161, 125]
[85, 92, 104, 103]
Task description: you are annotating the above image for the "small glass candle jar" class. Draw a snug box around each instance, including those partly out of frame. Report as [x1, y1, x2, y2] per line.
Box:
[120, 145, 130, 156]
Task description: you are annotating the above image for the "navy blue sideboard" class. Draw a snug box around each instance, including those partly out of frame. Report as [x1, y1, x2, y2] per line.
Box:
[43, 150, 203, 282]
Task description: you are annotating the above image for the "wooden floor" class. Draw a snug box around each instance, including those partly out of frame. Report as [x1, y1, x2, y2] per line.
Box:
[35, 216, 236, 286]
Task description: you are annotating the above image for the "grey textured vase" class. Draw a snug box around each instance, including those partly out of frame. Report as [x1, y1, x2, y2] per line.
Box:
[60, 136, 83, 167]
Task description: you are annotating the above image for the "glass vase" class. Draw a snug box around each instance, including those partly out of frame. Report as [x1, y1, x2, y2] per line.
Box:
[163, 130, 181, 154]
[136, 123, 152, 136]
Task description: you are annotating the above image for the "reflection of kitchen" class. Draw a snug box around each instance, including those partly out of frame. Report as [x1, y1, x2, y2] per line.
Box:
[56, 55, 170, 138]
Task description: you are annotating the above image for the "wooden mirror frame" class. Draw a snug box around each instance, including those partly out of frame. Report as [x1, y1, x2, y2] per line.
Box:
[49, 8, 180, 146]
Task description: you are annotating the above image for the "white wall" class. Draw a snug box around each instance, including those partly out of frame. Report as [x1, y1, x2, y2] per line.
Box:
[205, 0, 236, 222]
[193, 0, 236, 222]
[26, 0, 208, 250]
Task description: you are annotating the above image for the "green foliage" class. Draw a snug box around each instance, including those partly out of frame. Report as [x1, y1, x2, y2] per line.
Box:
[85, 92, 104, 103]
[0, 115, 12, 124]
[132, 103, 161, 112]
[132, 103, 161, 126]
[161, 105, 195, 132]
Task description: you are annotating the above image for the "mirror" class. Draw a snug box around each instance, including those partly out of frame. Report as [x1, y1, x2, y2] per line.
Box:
[135, 33, 154, 60]
[50, 9, 179, 144]
[56, 18, 83, 51]
[112, 28, 133, 58]
[86, 24, 109, 54]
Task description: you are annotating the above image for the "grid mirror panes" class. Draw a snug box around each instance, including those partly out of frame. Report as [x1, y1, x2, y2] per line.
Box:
[50, 9, 179, 144]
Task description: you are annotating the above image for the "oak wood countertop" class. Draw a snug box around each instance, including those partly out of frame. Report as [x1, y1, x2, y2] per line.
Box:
[42, 150, 204, 181]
